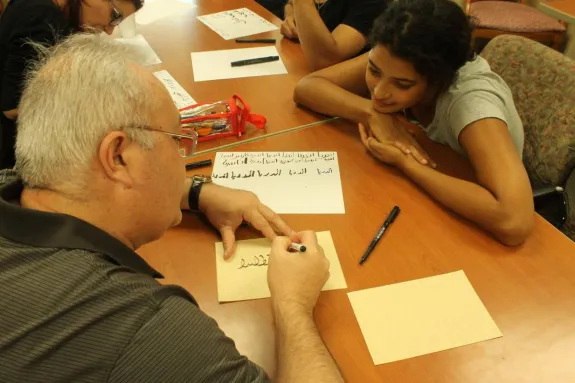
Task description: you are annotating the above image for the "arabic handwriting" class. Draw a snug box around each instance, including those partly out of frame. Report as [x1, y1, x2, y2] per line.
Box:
[317, 168, 333, 175]
[238, 254, 270, 269]
[220, 152, 336, 168]
[213, 168, 317, 180]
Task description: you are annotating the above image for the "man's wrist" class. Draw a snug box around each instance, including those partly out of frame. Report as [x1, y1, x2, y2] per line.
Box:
[182, 176, 214, 212]
[197, 182, 217, 213]
[187, 181, 203, 212]
[272, 299, 314, 323]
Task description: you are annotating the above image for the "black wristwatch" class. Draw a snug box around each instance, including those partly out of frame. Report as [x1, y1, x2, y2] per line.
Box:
[188, 175, 212, 212]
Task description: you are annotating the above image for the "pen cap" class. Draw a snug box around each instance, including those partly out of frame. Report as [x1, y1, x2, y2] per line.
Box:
[384, 206, 401, 225]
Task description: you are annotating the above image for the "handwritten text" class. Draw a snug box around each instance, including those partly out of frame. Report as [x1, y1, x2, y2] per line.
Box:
[238, 254, 270, 269]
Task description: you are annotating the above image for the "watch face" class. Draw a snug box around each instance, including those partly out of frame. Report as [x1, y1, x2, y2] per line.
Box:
[193, 175, 212, 183]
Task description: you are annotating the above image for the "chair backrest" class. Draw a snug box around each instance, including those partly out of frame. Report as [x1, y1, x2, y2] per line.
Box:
[480, 35, 575, 188]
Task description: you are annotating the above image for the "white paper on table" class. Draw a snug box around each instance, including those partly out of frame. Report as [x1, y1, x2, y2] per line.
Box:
[211, 152, 345, 214]
[197, 7, 278, 40]
[215, 231, 347, 302]
[153, 70, 196, 109]
[116, 35, 161, 66]
[136, 0, 197, 25]
[117, 13, 137, 38]
[191, 46, 287, 82]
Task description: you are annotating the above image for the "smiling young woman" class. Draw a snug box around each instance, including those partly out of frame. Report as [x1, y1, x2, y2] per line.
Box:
[294, 0, 535, 246]
[0, 0, 143, 170]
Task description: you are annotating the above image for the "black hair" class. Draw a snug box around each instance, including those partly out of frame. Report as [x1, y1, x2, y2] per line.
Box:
[369, 0, 475, 93]
[64, 0, 144, 31]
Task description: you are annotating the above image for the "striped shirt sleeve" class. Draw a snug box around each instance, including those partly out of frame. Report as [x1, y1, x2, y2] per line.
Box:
[107, 296, 270, 383]
[0, 169, 18, 187]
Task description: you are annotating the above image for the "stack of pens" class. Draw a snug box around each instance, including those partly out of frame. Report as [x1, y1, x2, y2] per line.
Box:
[181, 119, 230, 137]
[179, 101, 232, 137]
[179, 101, 229, 120]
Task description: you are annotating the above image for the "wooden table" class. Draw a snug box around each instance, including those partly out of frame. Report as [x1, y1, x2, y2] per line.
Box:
[538, 0, 575, 24]
[138, 120, 575, 382]
[136, 0, 329, 153]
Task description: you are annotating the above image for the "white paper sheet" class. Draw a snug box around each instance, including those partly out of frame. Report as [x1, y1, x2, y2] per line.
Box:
[153, 70, 196, 109]
[117, 13, 137, 38]
[136, 0, 197, 25]
[215, 231, 347, 302]
[191, 46, 287, 82]
[197, 8, 278, 40]
[116, 35, 161, 66]
[211, 152, 345, 214]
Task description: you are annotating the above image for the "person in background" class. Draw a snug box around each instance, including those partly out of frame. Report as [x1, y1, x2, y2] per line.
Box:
[256, 0, 287, 19]
[0, 33, 344, 382]
[0, 0, 142, 170]
[282, 0, 387, 70]
[294, 0, 534, 246]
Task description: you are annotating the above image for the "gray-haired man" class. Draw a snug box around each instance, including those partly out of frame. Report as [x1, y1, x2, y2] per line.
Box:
[0, 34, 343, 382]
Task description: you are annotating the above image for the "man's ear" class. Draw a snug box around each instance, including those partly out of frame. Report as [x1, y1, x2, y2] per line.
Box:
[98, 131, 135, 189]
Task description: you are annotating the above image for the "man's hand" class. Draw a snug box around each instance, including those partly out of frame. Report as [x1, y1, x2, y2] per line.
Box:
[366, 112, 435, 167]
[281, 13, 299, 40]
[268, 231, 330, 316]
[198, 184, 294, 259]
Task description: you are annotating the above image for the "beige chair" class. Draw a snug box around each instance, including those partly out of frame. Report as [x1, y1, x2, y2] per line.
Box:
[481, 35, 575, 239]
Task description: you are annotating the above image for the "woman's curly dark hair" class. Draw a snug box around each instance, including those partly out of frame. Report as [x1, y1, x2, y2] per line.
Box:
[369, 0, 475, 93]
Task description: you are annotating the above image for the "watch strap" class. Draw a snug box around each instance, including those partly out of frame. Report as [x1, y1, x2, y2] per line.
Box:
[188, 180, 204, 212]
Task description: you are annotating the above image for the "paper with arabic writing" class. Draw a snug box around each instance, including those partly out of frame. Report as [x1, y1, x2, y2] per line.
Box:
[197, 8, 278, 40]
[153, 70, 196, 109]
[215, 231, 347, 302]
[211, 152, 345, 214]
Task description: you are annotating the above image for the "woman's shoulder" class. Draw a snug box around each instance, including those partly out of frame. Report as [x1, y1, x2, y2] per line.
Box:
[448, 57, 512, 97]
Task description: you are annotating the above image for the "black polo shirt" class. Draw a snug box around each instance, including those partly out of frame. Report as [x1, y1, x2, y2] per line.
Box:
[0, 0, 71, 169]
[318, 0, 387, 37]
[0, 170, 268, 382]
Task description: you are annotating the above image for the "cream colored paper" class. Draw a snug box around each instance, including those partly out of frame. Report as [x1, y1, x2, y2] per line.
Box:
[191, 46, 287, 82]
[211, 152, 345, 214]
[348, 270, 502, 365]
[197, 8, 278, 40]
[215, 231, 347, 302]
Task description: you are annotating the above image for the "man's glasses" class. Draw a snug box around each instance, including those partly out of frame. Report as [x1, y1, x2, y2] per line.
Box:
[109, 0, 124, 27]
[124, 125, 198, 158]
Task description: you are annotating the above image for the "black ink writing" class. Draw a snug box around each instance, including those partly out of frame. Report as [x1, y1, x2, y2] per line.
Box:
[238, 254, 270, 269]
[219, 152, 336, 168]
[212, 168, 317, 180]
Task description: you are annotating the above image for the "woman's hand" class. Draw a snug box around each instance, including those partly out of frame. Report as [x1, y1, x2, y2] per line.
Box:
[281, 14, 299, 40]
[359, 123, 406, 167]
[365, 112, 435, 167]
